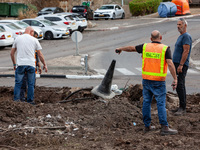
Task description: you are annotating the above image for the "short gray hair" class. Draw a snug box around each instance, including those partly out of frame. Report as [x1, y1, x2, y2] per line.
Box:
[178, 18, 188, 26]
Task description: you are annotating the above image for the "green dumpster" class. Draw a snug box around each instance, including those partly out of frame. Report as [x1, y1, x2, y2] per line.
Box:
[9, 3, 27, 17]
[0, 3, 10, 16]
[82, 2, 90, 7]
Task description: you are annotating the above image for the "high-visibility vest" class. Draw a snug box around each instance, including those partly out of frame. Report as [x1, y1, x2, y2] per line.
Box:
[142, 43, 168, 81]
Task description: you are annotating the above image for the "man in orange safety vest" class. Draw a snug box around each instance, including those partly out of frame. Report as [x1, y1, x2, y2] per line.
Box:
[115, 30, 178, 135]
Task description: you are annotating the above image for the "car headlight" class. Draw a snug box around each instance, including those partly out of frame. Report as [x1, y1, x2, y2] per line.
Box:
[52, 28, 62, 31]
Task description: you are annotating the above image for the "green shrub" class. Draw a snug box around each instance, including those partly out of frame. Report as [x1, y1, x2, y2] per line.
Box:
[129, 0, 161, 16]
[18, 3, 37, 19]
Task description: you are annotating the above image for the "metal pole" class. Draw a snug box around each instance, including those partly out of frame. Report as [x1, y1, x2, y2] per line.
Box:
[84, 55, 88, 75]
[122, 0, 124, 6]
[75, 32, 79, 56]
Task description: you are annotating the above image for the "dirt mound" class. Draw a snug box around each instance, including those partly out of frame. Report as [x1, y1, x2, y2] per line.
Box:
[0, 85, 199, 150]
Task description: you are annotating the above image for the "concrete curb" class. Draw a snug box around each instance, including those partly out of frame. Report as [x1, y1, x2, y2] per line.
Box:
[0, 74, 104, 79]
[190, 38, 200, 68]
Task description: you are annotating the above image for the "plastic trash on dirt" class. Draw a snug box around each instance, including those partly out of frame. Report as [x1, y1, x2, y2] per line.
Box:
[111, 84, 123, 95]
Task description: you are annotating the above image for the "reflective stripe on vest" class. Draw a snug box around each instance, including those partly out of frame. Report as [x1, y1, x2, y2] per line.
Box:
[142, 43, 168, 77]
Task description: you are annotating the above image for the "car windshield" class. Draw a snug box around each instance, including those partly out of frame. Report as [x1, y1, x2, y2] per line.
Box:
[0, 28, 5, 32]
[72, 6, 85, 12]
[15, 21, 29, 28]
[6, 23, 22, 30]
[64, 16, 74, 21]
[40, 20, 56, 26]
[77, 15, 84, 18]
[99, 6, 114, 10]
[41, 7, 55, 12]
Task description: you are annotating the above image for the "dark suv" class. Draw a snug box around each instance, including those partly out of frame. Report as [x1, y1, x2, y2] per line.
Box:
[71, 5, 93, 20]
[38, 7, 64, 16]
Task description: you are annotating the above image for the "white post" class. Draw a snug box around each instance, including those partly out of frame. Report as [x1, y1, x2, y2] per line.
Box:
[122, 0, 124, 6]
[75, 32, 79, 56]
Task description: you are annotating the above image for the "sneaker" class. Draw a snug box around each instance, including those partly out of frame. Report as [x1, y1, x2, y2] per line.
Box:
[161, 125, 178, 135]
[171, 107, 180, 113]
[14, 99, 20, 102]
[28, 101, 36, 105]
[144, 125, 156, 133]
[174, 108, 186, 116]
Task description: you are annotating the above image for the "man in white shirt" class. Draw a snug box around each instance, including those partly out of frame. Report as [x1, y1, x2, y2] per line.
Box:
[10, 26, 48, 104]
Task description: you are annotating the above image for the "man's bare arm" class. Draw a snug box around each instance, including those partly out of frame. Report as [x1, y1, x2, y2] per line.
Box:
[177, 44, 190, 73]
[37, 50, 48, 72]
[115, 46, 136, 54]
[166, 59, 177, 90]
[10, 48, 17, 70]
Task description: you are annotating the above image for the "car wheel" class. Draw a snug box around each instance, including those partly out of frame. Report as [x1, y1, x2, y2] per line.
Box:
[78, 26, 83, 32]
[121, 13, 125, 19]
[105, 18, 109, 20]
[86, 15, 88, 20]
[111, 13, 116, 20]
[45, 31, 53, 40]
[0, 46, 5, 49]
[94, 18, 98, 20]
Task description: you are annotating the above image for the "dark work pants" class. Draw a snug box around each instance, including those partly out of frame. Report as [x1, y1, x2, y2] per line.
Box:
[174, 63, 188, 110]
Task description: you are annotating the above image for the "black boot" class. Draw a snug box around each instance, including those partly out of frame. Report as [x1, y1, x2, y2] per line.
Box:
[174, 107, 186, 116]
[160, 125, 178, 135]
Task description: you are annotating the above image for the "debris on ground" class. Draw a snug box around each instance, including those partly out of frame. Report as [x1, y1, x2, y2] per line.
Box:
[0, 85, 199, 150]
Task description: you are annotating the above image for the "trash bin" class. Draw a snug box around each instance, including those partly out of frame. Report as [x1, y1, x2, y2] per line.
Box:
[9, 3, 27, 17]
[171, 0, 191, 15]
[0, 3, 10, 16]
[158, 2, 177, 17]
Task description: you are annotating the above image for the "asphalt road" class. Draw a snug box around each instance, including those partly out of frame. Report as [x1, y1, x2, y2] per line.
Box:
[0, 13, 200, 94]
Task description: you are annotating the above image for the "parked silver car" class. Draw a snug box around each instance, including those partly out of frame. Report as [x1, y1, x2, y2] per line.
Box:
[0, 23, 24, 39]
[22, 18, 70, 40]
[0, 20, 44, 41]
[0, 28, 14, 48]
[36, 14, 78, 34]
[93, 4, 125, 20]
[58, 12, 87, 32]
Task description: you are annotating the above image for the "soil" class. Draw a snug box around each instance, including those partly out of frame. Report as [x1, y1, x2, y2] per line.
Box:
[0, 84, 199, 150]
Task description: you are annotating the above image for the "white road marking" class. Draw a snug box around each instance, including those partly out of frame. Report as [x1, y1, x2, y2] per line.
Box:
[94, 69, 107, 75]
[94, 67, 200, 76]
[115, 68, 136, 75]
[0, 67, 13, 69]
[187, 69, 199, 74]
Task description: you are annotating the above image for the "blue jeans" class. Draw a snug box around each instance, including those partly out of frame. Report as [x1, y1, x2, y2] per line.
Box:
[20, 74, 27, 101]
[142, 79, 168, 127]
[14, 66, 35, 103]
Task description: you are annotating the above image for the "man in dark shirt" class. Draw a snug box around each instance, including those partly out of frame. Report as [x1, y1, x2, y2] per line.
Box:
[172, 18, 192, 116]
[115, 30, 178, 135]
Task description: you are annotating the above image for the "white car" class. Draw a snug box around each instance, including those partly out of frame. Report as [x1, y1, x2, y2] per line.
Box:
[59, 12, 87, 32]
[93, 4, 125, 20]
[36, 14, 78, 33]
[22, 18, 70, 40]
[0, 28, 14, 48]
[0, 20, 44, 41]
[0, 23, 24, 39]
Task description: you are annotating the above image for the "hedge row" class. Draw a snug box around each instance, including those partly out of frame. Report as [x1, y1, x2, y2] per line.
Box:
[129, 0, 162, 16]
